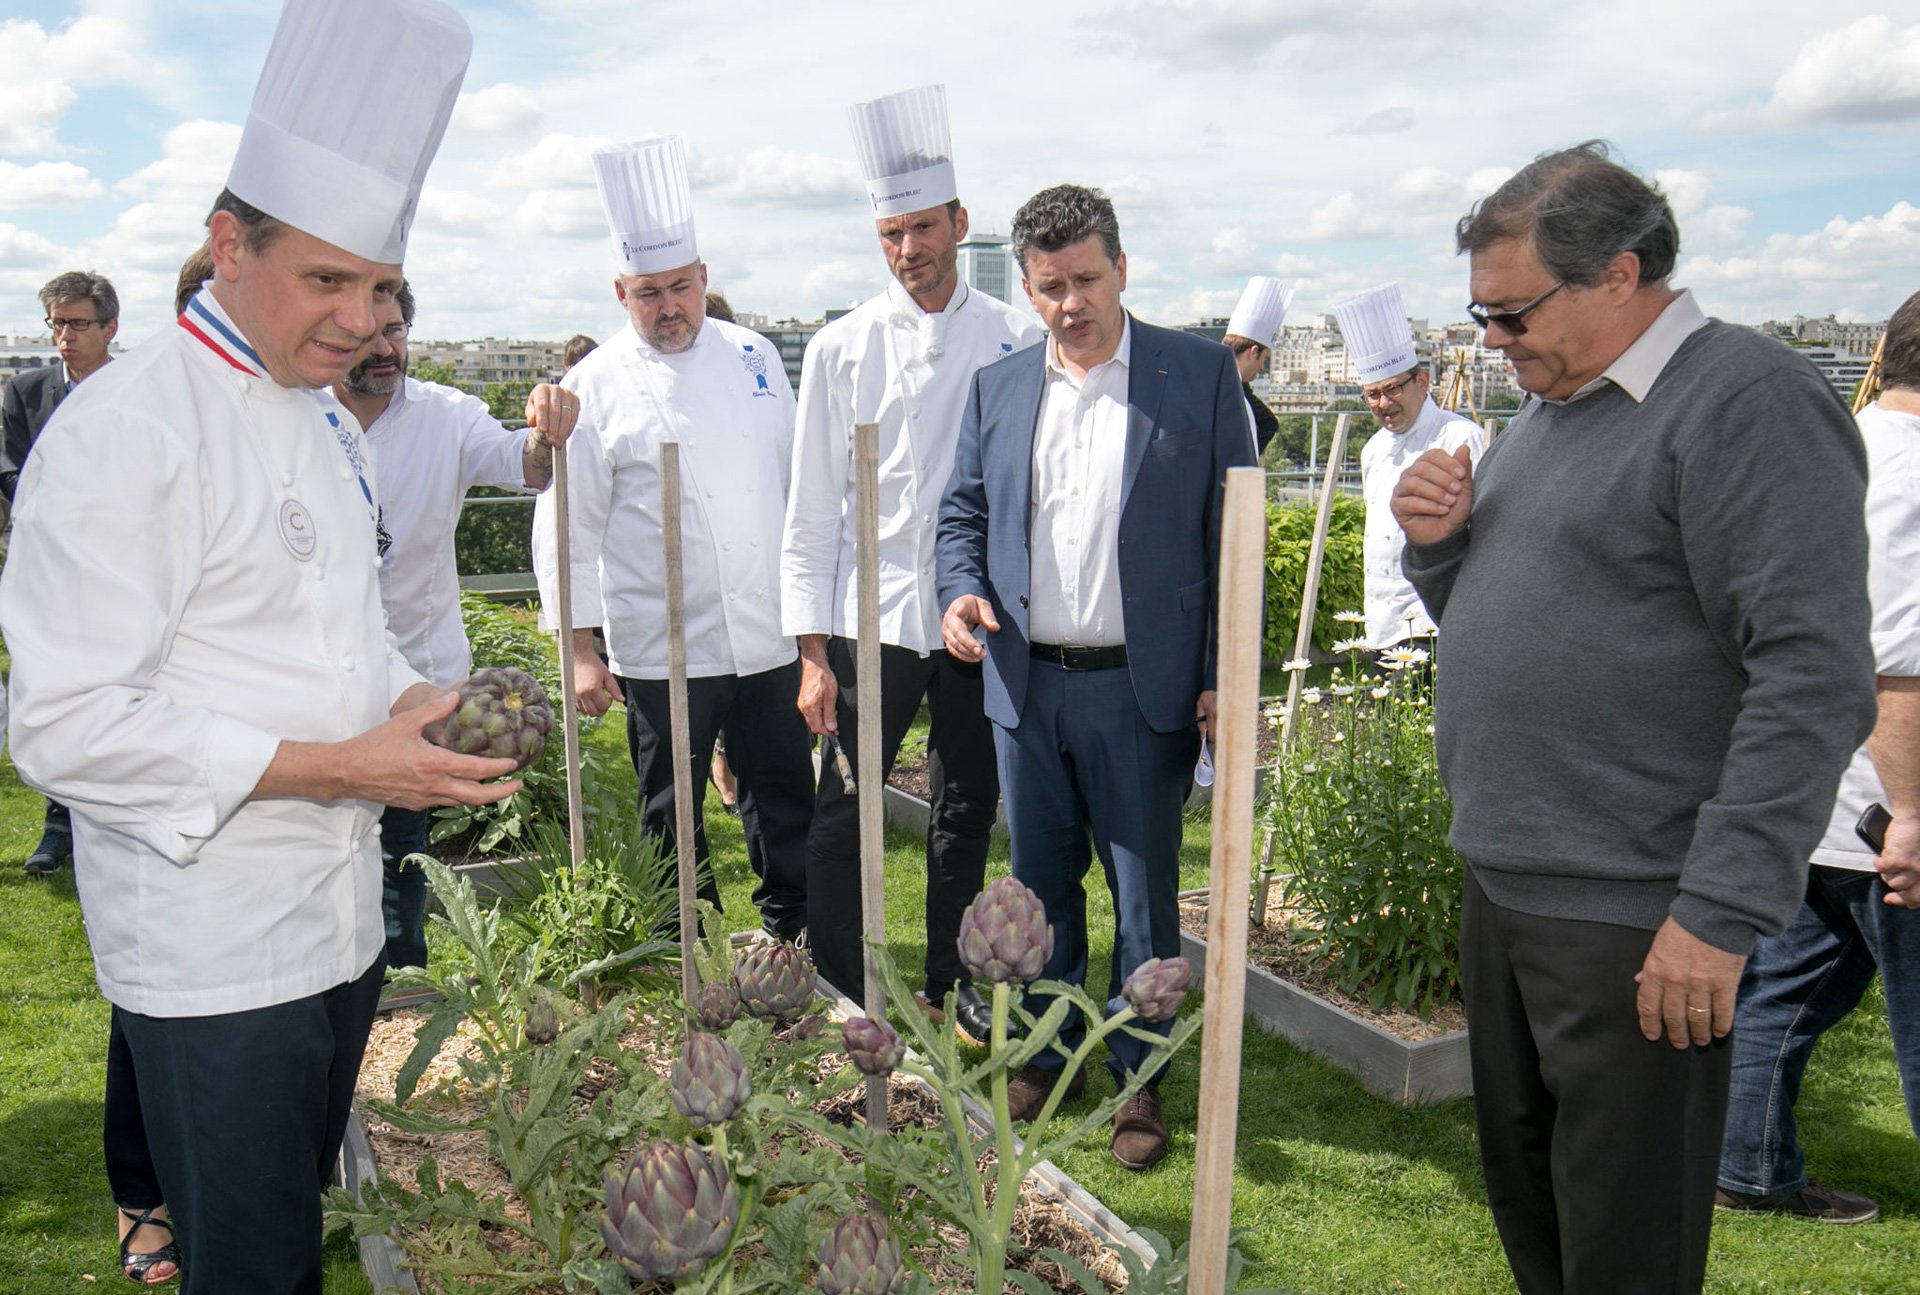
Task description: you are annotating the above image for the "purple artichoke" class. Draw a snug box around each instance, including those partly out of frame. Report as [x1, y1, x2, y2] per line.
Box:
[816, 1214, 906, 1295]
[670, 1031, 751, 1128]
[691, 979, 742, 1030]
[432, 667, 555, 770]
[957, 876, 1054, 985]
[599, 1141, 739, 1281]
[523, 993, 559, 1046]
[1121, 956, 1194, 1023]
[841, 1016, 905, 1077]
[733, 941, 818, 1020]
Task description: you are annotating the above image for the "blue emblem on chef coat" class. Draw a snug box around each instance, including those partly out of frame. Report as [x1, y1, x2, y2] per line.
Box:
[1001, 342, 1014, 352]
[741, 343, 773, 397]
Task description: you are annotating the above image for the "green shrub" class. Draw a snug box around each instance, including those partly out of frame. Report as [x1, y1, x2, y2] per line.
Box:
[455, 486, 535, 577]
[1264, 495, 1364, 660]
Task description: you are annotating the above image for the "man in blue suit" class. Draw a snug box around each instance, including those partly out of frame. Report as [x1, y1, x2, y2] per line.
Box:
[937, 184, 1255, 1169]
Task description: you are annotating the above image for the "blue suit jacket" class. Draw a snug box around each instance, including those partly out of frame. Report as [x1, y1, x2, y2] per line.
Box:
[937, 316, 1256, 734]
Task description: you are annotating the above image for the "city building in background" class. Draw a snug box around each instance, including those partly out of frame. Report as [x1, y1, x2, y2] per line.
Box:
[956, 230, 1015, 303]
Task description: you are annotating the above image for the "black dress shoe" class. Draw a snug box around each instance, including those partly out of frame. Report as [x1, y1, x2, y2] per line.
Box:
[950, 982, 999, 1047]
[23, 830, 72, 876]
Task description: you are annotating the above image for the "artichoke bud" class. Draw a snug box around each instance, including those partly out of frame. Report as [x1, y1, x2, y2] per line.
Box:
[691, 979, 742, 1030]
[733, 940, 818, 1021]
[429, 665, 554, 772]
[669, 1031, 751, 1127]
[841, 1016, 904, 1077]
[524, 993, 560, 1046]
[599, 1141, 738, 1281]
[816, 1214, 906, 1295]
[1120, 955, 1194, 1023]
[957, 875, 1054, 985]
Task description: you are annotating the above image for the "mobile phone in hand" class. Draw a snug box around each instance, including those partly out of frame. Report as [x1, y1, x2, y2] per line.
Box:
[1856, 802, 1892, 854]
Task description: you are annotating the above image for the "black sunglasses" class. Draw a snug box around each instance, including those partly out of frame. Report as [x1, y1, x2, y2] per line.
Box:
[1467, 281, 1566, 336]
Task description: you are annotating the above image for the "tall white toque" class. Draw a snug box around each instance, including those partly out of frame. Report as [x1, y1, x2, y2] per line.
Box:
[1332, 282, 1420, 384]
[846, 84, 957, 218]
[1226, 277, 1294, 346]
[593, 136, 699, 276]
[225, 0, 470, 265]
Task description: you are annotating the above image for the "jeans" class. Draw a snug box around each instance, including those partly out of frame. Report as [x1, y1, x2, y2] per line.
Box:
[380, 805, 432, 970]
[1719, 864, 1920, 1195]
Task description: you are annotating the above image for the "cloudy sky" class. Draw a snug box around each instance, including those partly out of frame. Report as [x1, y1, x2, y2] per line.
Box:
[2, 0, 1917, 349]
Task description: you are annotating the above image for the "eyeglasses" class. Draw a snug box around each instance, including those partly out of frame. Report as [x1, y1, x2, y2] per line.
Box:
[379, 323, 409, 343]
[46, 316, 105, 334]
[1466, 281, 1566, 336]
[1362, 373, 1420, 406]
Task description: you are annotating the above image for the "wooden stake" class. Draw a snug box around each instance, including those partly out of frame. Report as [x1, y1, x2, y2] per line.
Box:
[661, 442, 699, 1006]
[1853, 333, 1885, 415]
[1189, 467, 1267, 1295]
[852, 421, 888, 1131]
[1277, 413, 1351, 753]
[548, 442, 587, 869]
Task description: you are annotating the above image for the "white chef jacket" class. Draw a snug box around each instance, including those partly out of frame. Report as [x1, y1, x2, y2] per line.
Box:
[1029, 318, 1132, 648]
[1812, 401, 1920, 872]
[535, 317, 796, 679]
[0, 287, 423, 1017]
[362, 377, 529, 687]
[782, 279, 1042, 652]
[1359, 397, 1486, 648]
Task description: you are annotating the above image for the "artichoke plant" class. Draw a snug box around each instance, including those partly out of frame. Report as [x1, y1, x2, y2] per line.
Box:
[816, 1214, 906, 1295]
[522, 992, 559, 1046]
[956, 876, 1053, 985]
[431, 666, 555, 771]
[1121, 955, 1195, 1023]
[841, 1016, 904, 1077]
[733, 940, 817, 1020]
[670, 1031, 751, 1128]
[690, 978, 741, 1030]
[599, 1141, 739, 1282]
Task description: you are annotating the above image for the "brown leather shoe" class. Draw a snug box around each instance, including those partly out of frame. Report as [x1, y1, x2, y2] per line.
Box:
[1005, 1063, 1086, 1122]
[1111, 1086, 1169, 1170]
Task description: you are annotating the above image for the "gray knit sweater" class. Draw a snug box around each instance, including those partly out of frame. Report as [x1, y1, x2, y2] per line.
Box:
[1405, 320, 1875, 954]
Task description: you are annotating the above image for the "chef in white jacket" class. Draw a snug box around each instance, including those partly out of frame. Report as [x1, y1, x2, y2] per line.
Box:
[0, 5, 516, 1290]
[780, 84, 1042, 1021]
[539, 135, 814, 937]
[1333, 282, 1486, 651]
[336, 280, 576, 970]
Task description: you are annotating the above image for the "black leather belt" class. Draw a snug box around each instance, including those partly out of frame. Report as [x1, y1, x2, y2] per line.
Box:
[1030, 642, 1128, 671]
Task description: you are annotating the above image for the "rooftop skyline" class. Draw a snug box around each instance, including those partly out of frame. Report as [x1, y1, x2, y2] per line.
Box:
[1, 2, 1916, 350]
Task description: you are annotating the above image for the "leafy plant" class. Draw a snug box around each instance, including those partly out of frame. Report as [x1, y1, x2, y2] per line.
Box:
[456, 485, 537, 578]
[1264, 496, 1364, 660]
[1265, 641, 1463, 1015]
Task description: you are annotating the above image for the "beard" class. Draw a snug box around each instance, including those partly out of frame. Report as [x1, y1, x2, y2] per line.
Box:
[345, 353, 406, 397]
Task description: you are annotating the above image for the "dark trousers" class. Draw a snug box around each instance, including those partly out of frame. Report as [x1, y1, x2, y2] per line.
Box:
[113, 958, 384, 1295]
[803, 639, 999, 1000]
[1461, 871, 1731, 1295]
[997, 661, 1194, 1084]
[40, 795, 70, 843]
[103, 1013, 160, 1210]
[379, 805, 432, 970]
[619, 661, 813, 935]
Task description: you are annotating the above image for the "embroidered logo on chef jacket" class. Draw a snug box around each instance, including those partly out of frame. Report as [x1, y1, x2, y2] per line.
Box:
[327, 411, 377, 531]
[279, 498, 317, 560]
[374, 505, 394, 558]
[741, 344, 773, 397]
[1001, 342, 1014, 352]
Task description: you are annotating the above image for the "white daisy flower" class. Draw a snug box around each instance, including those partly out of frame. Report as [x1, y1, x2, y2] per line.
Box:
[1371, 686, 1391, 700]
[1281, 657, 1312, 672]
[1301, 688, 1323, 705]
[1332, 636, 1371, 655]
[1384, 645, 1430, 667]
[1330, 684, 1354, 697]
[1333, 610, 1366, 624]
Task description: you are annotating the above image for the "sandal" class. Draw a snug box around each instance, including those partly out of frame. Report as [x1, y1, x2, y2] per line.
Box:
[118, 1206, 181, 1285]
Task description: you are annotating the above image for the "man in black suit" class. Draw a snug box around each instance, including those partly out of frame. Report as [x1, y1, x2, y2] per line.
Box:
[937, 184, 1255, 1169]
[3, 270, 120, 875]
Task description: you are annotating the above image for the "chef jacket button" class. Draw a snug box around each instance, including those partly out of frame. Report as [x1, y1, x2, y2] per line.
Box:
[723, 543, 732, 552]
[237, 378, 251, 395]
[342, 655, 358, 672]
[281, 472, 295, 487]
[339, 466, 352, 480]
[372, 555, 384, 569]
[311, 567, 326, 582]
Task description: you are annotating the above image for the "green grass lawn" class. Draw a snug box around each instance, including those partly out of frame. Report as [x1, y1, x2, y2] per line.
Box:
[5, 719, 1919, 1294]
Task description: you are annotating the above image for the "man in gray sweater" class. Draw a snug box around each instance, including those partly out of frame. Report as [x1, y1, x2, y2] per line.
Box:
[1393, 141, 1876, 1294]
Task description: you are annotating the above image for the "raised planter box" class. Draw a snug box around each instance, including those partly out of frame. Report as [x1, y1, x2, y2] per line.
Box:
[1178, 927, 1471, 1107]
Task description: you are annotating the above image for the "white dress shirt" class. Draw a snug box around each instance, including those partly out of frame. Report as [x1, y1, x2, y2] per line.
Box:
[362, 376, 528, 687]
[1813, 400, 1920, 871]
[535, 317, 796, 679]
[782, 278, 1042, 652]
[1029, 317, 1132, 648]
[0, 287, 422, 1017]
[1360, 396, 1486, 648]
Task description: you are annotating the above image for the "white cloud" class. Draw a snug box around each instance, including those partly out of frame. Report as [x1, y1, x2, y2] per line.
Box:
[0, 15, 164, 155]
[1653, 168, 1751, 253]
[1296, 164, 1513, 242]
[115, 121, 241, 202]
[454, 83, 544, 136]
[0, 221, 61, 268]
[0, 161, 102, 208]
[1339, 106, 1414, 135]
[1754, 15, 1920, 124]
[415, 188, 503, 237]
[513, 188, 604, 239]
[799, 259, 877, 310]
[695, 147, 860, 206]
[1683, 202, 1920, 306]
[487, 133, 610, 191]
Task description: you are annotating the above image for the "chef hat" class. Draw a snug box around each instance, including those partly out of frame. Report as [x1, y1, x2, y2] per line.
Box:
[593, 136, 699, 276]
[1332, 282, 1420, 384]
[1226, 277, 1293, 346]
[846, 84, 957, 218]
[225, 0, 470, 265]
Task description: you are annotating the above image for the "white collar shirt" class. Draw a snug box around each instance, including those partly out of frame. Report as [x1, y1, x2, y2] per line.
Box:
[1361, 398, 1486, 647]
[1553, 289, 1709, 405]
[782, 278, 1043, 652]
[1028, 316, 1132, 648]
[0, 287, 422, 1016]
[360, 376, 529, 687]
[536, 317, 797, 679]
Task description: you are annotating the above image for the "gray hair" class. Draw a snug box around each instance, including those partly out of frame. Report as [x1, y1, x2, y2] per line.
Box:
[40, 270, 119, 324]
[1455, 141, 1679, 288]
[396, 279, 416, 327]
[1010, 184, 1122, 274]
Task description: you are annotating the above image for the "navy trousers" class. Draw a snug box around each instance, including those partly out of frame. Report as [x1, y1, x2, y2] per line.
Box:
[995, 660, 1195, 1083]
